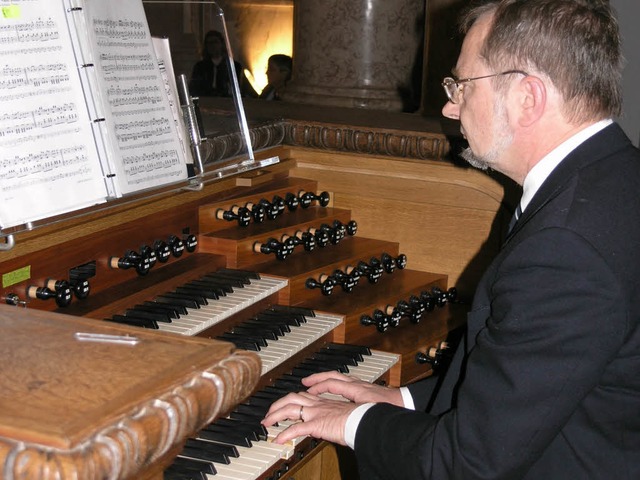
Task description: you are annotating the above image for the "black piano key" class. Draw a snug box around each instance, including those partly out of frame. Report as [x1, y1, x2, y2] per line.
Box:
[273, 378, 304, 393]
[190, 277, 233, 292]
[234, 402, 270, 417]
[154, 295, 200, 309]
[175, 285, 219, 300]
[291, 366, 322, 378]
[203, 423, 259, 442]
[246, 316, 291, 333]
[209, 271, 253, 284]
[215, 334, 261, 351]
[255, 312, 303, 327]
[172, 455, 217, 474]
[229, 410, 266, 422]
[164, 466, 209, 480]
[163, 291, 208, 306]
[197, 428, 252, 447]
[124, 308, 172, 323]
[262, 385, 294, 396]
[213, 417, 269, 441]
[205, 420, 266, 442]
[269, 304, 316, 317]
[231, 324, 279, 341]
[107, 315, 158, 329]
[257, 310, 307, 325]
[242, 319, 289, 336]
[186, 438, 239, 458]
[299, 359, 349, 374]
[320, 345, 365, 362]
[220, 331, 268, 348]
[184, 280, 228, 296]
[325, 342, 372, 356]
[141, 300, 186, 316]
[201, 273, 246, 288]
[312, 351, 360, 366]
[181, 445, 230, 464]
[246, 393, 279, 406]
[217, 268, 261, 280]
[131, 303, 179, 319]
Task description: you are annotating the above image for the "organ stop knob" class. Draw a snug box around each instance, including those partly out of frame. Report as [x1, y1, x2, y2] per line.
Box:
[416, 341, 450, 369]
[110, 250, 151, 276]
[27, 281, 73, 308]
[360, 309, 391, 333]
[305, 274, 335, 296]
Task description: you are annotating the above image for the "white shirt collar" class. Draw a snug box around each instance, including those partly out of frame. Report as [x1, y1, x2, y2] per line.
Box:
[520, 119, 613, 212]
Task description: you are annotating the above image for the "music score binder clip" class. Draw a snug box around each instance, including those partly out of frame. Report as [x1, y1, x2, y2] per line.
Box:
[74, 332, 140, 346]
[177, 73, 205, 191]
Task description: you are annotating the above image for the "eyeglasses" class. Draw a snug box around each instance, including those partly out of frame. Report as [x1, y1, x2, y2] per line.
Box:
[442, 70, 528, 104]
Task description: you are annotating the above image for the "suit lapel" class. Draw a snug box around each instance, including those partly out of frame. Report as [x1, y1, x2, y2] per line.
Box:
[504, 123, 629, 243]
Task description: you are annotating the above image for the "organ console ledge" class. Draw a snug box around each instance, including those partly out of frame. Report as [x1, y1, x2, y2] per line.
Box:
[0, 305, 261, 480]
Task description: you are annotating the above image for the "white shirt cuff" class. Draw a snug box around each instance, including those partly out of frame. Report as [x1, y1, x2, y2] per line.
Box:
[344, 388, 415, 449]
[344, 403, 375, 449]
[400, 386, 416, 410]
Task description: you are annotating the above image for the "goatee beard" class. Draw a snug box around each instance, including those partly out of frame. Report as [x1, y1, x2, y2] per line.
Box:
[460, 147, 490, 171]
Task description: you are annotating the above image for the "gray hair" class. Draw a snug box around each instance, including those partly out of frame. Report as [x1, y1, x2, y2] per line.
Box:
[461, 0, 623, 123]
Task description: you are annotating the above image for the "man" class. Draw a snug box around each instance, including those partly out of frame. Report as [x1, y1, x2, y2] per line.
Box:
[262, 0, 640, 478]
[259, 54, 293, 101]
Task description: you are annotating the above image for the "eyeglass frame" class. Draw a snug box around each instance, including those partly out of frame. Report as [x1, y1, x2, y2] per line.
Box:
[442, 70, 529, 104]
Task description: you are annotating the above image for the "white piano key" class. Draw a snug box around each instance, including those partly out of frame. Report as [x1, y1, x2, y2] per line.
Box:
[180, 348, 398, 479]
[156, 276, 289, 336]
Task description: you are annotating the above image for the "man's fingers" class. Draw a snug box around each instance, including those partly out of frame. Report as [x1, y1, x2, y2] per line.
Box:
[302, 370, 353, 387]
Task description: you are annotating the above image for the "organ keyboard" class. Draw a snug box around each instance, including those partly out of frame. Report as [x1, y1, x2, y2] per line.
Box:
[0, 162, 467, 479]
[167, 345, 399, 480]
[125, 273, 289, 336]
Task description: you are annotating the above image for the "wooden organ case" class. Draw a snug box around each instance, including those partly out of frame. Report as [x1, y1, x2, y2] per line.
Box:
[0, 109, 512, 479]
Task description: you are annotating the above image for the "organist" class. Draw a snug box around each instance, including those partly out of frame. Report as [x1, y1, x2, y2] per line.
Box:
[262, 1, 640, 478]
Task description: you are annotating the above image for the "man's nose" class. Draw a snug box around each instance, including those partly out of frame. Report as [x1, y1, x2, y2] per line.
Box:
[442, 100, 459, 120]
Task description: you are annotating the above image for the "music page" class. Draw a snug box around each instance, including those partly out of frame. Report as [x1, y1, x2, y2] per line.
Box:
[81, 0, 189, 195]
[0, 0, 108, 230]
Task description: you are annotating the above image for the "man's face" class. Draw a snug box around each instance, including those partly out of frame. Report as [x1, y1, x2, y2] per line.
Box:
[266, 61, 287, 88]
[443, 15, 514, 173]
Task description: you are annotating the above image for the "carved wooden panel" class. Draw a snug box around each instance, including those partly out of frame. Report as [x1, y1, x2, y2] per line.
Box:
[0, 306, 260, 480]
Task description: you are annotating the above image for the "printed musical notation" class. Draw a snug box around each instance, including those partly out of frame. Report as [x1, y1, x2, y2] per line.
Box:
[107, 83, 163, 108]
[0, 63, 70, 90]
[93, 18, 146, 42]
[114, 117, 172, 143]
[0, 17, 60, 44]
[99, 53, 156, 73]
[87, 0, 189, 194]
[1, 145, 90, 184]
[0, 1, 108, 229]
[0, 103, 79, 140]
[0, 0, 190, 230]
[123, 149, 183, 184]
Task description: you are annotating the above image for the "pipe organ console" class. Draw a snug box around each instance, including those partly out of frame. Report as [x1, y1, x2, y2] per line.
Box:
[0, 157, 473, 479]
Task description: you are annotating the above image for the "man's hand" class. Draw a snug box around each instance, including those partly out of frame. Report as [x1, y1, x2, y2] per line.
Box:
[261, 371, 404, 445]
[303, 371, 404, 406]
[261, 391, 357, 445]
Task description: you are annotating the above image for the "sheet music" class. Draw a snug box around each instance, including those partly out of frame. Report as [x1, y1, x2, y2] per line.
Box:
[82, 0, 189, 194]
[151, 36, 192, 168]
[0, 0, 108, 229]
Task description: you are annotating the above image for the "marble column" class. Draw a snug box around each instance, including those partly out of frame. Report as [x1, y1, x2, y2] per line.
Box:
[283, 0, 425, 111]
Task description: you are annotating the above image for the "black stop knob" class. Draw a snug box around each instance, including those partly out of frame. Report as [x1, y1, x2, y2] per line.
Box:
[305, 275, 335, 296]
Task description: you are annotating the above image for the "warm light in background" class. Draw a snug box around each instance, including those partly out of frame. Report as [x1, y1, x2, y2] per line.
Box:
[244, 34, 292, 93]
[220, 1, 293, 95]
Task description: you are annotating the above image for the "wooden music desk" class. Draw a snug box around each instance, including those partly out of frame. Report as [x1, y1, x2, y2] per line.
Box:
[0, 305, 260, 480]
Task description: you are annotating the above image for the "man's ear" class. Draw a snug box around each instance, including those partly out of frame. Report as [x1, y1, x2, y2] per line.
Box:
[517, 76, 546, 127]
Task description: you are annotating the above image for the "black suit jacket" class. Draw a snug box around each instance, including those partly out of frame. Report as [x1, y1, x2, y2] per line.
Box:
[355, 123, 640, 479]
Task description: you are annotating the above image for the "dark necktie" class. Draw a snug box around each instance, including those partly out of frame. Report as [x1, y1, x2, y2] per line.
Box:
[508, 203, 522, 234]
